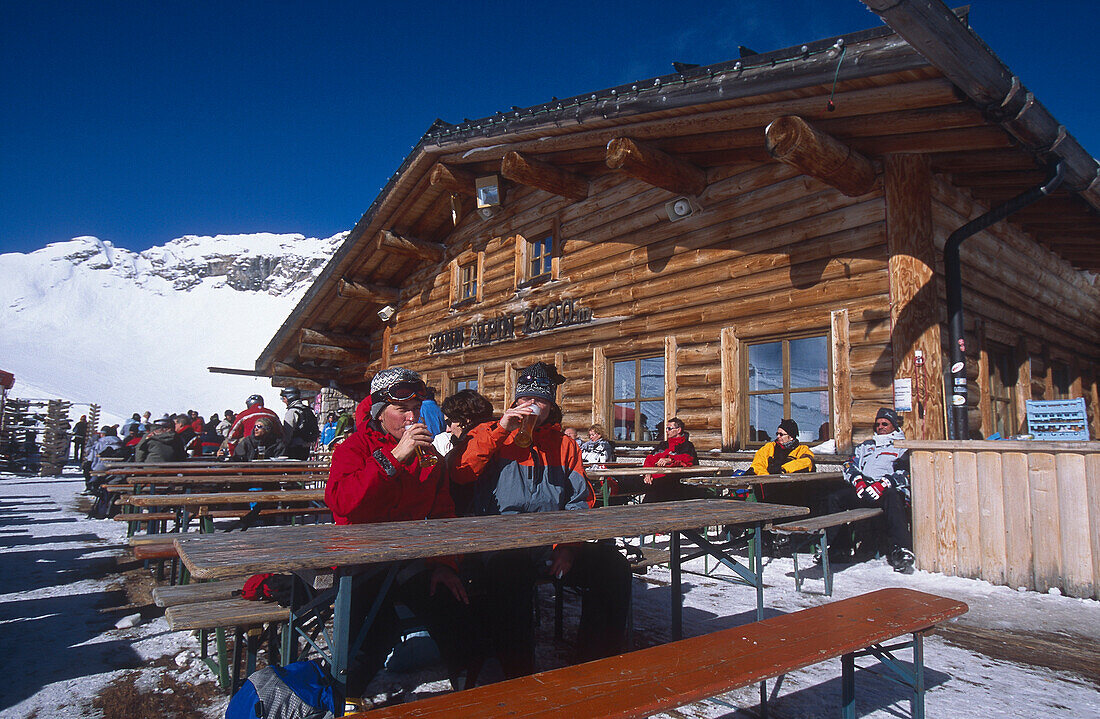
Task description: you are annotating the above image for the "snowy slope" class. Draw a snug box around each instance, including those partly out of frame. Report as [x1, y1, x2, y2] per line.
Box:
[0, 233, 345, 423]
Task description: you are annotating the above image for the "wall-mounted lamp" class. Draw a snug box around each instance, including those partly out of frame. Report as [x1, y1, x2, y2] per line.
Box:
[664, 196, 698, 222]
[377, 304, 396, 322]
[476, 175, 501, 220]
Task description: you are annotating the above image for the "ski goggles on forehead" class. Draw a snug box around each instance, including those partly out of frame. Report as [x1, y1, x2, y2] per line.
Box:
[376, 383, 425, 403]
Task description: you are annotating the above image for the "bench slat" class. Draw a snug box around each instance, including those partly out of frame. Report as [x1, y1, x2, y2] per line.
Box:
[353, 588, 966, 719]
[165, 598, 288, 631]
[153, 578, 246, 607]
[771, 508, 883, 533]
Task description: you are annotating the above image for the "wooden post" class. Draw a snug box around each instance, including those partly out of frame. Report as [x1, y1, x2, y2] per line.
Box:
[504, 362, 516, 408]
[337, 279, 401, 304]
[1028, 452, 1062, 591]
[764, 115, 876, 197]
[884, 154, 945, 440]
[501, 151, 588, 201]
[976, 320, 992, 437]
[592, 348, 607, 428]
[381, 326, 393, 370]
[1001, 451, 1034, 590]
[830, 309, 853, 453]
[1014, 338, 1031, 434]
[429, 163, 478, 196]
[664, 336, 678, 422]
[376, 230, 445, 264]
[720, 327, 740, 451]
[975, 450, 1007, 586]
[605, 137, 707, 196]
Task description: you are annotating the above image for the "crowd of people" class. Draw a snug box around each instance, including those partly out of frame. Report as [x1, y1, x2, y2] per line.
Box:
[85, 361, 914, 699]
[317, 362, 914, 700]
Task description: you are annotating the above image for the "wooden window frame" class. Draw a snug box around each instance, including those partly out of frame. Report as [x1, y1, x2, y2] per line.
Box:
[450, 249, 484, 308]
[609, 353, 666, 444]
[741, 330, 833, 448]
[451, 375, 479, 394]
[987, 342, 1019, 437]
[514, 218, 561, 290]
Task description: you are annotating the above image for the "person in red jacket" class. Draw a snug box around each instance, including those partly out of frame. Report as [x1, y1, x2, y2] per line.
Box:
[453, 361, 630, 679]
[219, 395, 281, 456]
[324, 367, 472, 699]
[639, 416, 701, 503]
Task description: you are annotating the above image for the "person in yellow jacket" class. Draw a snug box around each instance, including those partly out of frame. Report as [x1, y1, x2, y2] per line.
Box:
[747, 418, 815, 475]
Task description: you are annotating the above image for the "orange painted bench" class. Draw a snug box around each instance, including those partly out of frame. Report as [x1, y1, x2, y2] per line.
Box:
[348, 588, 966, 719]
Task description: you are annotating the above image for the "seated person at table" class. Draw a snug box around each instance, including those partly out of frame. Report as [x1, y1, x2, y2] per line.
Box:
[637, 417, 700, 503]
[324, 368, 473, 698]
[746, 419, 815, 476]
[435, 389, 495, 516]
[453, 361, 630, 679]
[579, 423, 616, 465]
[824, 407, 914, 573]
[231, 416, 287, 461]
[134, 415, 186, 463]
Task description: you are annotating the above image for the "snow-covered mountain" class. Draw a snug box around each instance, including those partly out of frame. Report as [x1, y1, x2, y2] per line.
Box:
[0, 232, 345, 424]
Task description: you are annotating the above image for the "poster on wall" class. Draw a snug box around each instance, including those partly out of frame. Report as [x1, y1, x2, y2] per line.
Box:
[893, 378, 913, 412]
[1025, 398, 1089, 440]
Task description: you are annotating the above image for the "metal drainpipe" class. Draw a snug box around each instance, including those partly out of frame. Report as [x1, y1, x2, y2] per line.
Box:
[945, 161, 1065, 439]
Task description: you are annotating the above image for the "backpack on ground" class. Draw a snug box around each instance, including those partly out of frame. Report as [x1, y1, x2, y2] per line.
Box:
[225, 659, 337, 719]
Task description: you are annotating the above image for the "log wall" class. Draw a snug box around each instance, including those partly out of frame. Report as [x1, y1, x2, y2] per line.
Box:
[930, 179, 1100, 439]
[389, 161, 893, 450]
[903, 439, 1100, 599]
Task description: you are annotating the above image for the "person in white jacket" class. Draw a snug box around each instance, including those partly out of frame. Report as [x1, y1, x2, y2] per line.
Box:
[823, 407, 914, 573]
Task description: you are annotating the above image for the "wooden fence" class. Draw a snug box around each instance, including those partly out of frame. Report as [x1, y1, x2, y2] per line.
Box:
[899, 440, 1100, 599]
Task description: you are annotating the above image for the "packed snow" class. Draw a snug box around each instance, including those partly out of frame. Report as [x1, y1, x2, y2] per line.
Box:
[0, 233, 345, 423]
[1, 469, 1096, 717]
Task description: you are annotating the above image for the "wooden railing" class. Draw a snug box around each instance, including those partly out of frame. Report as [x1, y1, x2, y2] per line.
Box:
[899, 440, 1100, 599]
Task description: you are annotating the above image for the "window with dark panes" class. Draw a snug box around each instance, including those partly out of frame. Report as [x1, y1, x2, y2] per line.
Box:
[453, 377, 478, 393]
[611, 356, 664, 442]
[745, 334, 831, 445]
[458, 262, 477, 301]
[528, 234, 553, 280]
[1051, 361, 1071, 400]
[988, 345, 1018, 437]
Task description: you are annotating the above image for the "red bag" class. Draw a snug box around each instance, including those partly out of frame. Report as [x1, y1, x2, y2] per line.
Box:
[241, 573, 276, 600]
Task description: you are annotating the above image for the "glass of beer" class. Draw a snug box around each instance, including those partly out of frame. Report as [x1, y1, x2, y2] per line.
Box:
[405, 423, 438, 467]
[514, 405, 542, 448]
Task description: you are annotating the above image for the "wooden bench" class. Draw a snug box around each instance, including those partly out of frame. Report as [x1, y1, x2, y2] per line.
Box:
[153, 577, 247, 607]
[166, 597, 290, 693]
[770, 508, 885, 596]
[349, 588, 966, 719]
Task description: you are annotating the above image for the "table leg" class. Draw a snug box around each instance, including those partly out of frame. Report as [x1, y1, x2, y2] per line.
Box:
[331, 573, 354, 700]
[671, 531, 682, 640]
[754, 522, 764, 623]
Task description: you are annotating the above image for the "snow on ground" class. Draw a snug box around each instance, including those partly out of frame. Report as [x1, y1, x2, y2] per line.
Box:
[1, 469, 1097, 718]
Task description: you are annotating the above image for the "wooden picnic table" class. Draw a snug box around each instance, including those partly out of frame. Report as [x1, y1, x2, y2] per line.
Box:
[106, 474, 328, 491]
[175, 498, 807, 693]
[124, 489, 325, 508]
[584, 465, 734, 478]
[105, 462, 328, 477]
[680, 471, 844, 488]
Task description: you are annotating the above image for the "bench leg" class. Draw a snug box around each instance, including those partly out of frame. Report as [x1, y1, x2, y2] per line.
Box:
[790, 537, 803, 593]
[842, 652, 856, 719]
[231, 627, 244, 694]
[819, 530, 833, 597]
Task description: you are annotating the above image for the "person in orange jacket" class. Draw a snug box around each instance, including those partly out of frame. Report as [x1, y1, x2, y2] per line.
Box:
[453, 361, 630, 679]
[324, 367, 474, 698]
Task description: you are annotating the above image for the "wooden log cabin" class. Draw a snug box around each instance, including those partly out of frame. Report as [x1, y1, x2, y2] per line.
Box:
[253, 4, 1099, 455]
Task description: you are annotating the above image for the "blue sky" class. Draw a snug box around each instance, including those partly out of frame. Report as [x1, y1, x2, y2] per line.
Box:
[1, 1, 1096, 255]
